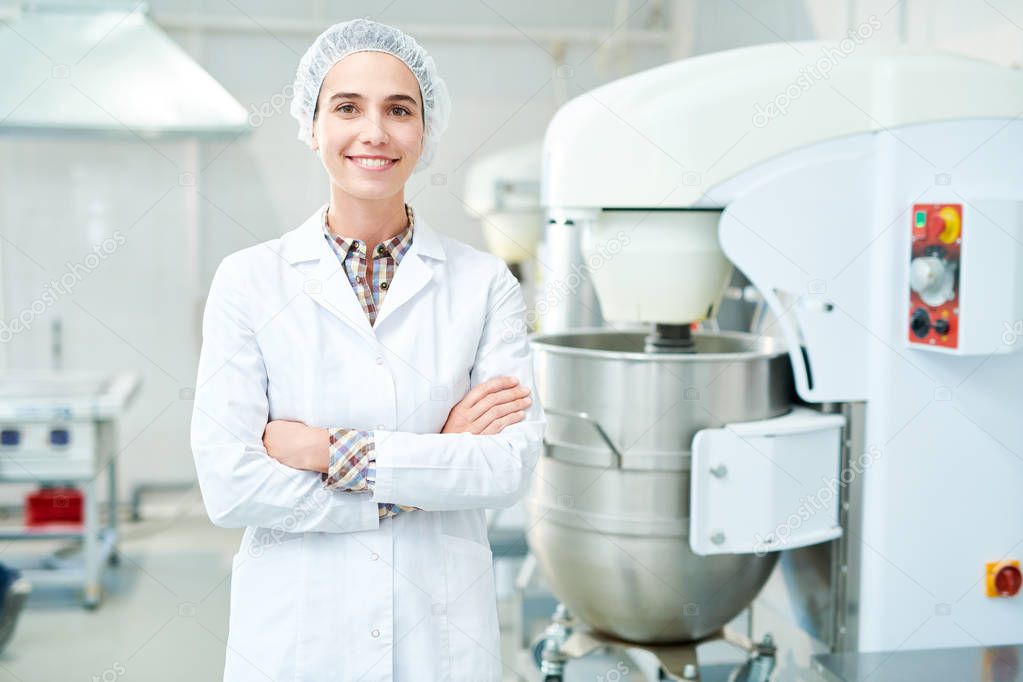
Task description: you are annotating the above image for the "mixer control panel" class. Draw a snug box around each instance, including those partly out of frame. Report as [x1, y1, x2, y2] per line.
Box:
[908, 203, 962, 349]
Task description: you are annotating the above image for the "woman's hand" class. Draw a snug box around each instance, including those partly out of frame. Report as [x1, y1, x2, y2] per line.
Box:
[441, 376, 532, 435]
[263, 420, 329, 473]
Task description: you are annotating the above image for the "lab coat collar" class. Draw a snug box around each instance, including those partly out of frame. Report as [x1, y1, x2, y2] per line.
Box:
[281, 202, 447, 265]
[280, 202, 447, 336]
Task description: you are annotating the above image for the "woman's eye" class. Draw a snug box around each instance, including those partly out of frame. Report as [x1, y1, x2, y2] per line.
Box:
[336, 104, 356, 114]
[390, 106, 411, 116]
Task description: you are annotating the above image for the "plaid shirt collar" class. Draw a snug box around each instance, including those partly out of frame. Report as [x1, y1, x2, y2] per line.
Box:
[321, 204, 415, 262]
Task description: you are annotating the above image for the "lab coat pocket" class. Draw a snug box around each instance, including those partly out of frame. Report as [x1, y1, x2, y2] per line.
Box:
[442, 534, 502, 680]
[225, 535, 303, 681]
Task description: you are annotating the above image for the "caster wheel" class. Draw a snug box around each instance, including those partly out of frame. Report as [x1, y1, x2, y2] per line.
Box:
[83, 585, 102, 610]
[531, 637, 547, 670]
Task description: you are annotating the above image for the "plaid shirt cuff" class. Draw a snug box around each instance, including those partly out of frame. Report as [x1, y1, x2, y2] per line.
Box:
[323, 428, 375, 491]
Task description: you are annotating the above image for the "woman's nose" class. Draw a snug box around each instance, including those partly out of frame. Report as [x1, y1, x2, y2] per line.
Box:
[358, 117, 390, 145]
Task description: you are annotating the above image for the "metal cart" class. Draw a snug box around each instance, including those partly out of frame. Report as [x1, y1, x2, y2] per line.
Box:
[0, 371, 140, 609]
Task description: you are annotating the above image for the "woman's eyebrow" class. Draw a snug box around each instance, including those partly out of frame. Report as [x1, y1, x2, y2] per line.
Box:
[328, 92, 419, 107]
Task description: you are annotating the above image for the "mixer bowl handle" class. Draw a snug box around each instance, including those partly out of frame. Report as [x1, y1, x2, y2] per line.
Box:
[543, 406, 623, 468]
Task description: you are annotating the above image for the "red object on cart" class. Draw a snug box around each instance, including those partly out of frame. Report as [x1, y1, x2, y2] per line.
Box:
[25, 487, 83, 526]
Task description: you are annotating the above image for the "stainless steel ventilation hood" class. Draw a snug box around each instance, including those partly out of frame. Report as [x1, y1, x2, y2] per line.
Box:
[0, 2, 249, 138]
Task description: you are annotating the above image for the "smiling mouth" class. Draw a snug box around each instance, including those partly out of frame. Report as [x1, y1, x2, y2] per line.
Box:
[347, 156, 399, 170]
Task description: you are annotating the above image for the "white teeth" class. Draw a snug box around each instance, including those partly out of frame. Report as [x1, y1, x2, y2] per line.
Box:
[350, 157, 393, 168]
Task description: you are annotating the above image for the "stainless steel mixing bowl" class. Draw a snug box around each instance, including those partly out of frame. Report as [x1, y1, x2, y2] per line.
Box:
[526, 329, 793, 643]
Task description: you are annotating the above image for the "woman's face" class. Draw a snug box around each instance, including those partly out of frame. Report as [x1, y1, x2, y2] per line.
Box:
[311, 51, 425, 201]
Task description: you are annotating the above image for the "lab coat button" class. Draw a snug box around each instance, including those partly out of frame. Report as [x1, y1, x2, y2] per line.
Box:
[371, 628, 380, 638]
[375, 424, 385, 430]
[370, 552, 379, 561]
[375, 357, 384, 365]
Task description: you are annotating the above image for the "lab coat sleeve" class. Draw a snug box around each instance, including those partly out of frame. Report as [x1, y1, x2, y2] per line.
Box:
[190, 255, 380, 533]
[370, 263, 546, 511]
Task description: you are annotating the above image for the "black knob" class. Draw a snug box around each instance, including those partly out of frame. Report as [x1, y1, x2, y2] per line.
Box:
[911, 308, 931, 338]
[933, 318, 950, 335]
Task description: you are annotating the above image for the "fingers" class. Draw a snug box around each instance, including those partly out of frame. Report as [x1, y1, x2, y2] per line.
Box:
[467, 384, 531, 422]
[440, 376, 533, 435]
[479, 410, 526, 435]
[459, 376, 520, 408]
[477, 393, 532, 427]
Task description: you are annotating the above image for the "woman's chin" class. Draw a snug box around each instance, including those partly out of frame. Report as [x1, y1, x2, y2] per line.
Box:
[329, 175, 404, 201]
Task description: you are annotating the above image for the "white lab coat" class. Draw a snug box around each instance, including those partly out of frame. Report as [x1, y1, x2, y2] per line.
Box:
[190, 203, 545, 682]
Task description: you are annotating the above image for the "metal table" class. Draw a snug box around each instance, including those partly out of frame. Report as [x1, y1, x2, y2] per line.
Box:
[0, 371, 140, 608]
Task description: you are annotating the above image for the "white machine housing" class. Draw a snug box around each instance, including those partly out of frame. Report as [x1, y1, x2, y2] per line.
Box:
[463, 142, 544, 265]
[542, 41, 1023, 656]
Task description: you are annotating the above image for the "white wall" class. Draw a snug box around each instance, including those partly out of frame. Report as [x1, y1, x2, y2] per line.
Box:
[672, 0, 1023, 65]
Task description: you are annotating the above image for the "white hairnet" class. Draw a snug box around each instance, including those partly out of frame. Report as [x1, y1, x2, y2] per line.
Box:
[290, 18, 451, 172]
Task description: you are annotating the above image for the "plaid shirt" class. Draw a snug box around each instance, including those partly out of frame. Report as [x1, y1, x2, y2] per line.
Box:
[321, 204, 418, 520]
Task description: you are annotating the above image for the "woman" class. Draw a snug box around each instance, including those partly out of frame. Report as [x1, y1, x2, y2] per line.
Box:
[190, 19, 545, 682]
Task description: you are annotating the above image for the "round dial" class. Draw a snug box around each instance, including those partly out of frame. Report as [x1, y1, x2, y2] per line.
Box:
[910, 256, 955, 307]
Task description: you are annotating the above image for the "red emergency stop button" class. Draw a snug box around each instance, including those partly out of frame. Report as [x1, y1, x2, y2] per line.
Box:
[987, 560, 1022, 597]
[927, 213, 946, 241]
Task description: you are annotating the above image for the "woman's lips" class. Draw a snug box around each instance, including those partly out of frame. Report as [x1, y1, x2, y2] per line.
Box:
[346, 156, 398, 171]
